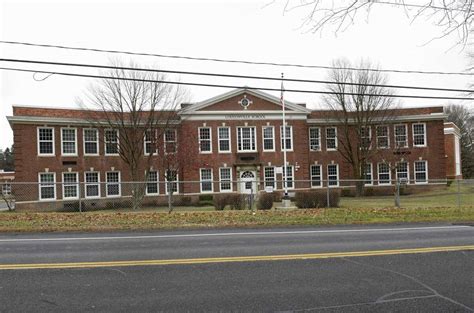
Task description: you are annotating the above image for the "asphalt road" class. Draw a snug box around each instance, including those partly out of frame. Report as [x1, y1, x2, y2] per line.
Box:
[0, 224, 473, 312]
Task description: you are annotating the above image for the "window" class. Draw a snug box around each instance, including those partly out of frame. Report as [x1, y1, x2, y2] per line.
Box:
[218, 127, 231, 153]
[309, 127, 321, 151]
[83, 129, 99, 155]
[62, 172, 78, 199]
[146, 171, 159, 195]
[2, 182, 12, 196]
[327, 164, 339, 187]
[106, 171, 121, 197]
[165, 170, 178, 194]
[144, 130, 156, 155]
[38, 127, 54, 156]
[326, 127, 337, 150]
[85, 172, 100, 198]
[310, 165, 322, 188]
[378, 163, 391, 185]
[264, 167, 276, 189]
[39, 173, 56, 200]
[360, 127, 372, 149]
[396, 162, 409, 183]
[363, 163, 373, 185]
[165, 129, 177, 154]
[237, 127, 256, 152]
[262, 126, 275, 151]
[376, 126, 389, 149]
[394, 125, 408, 148]
[413, 123, 426, 147]
[200, 168, 213, 193]
[280, 126, 293, 151]
[61, 128, 77, 156]
[219, 168, 232, 192]
[105, 129, 119, 155]
[199, 127, 212, 153]
[414, 160, 428, 184]
[282, 166, 294, 189]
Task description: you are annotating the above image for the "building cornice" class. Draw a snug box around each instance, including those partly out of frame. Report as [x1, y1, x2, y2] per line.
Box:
[306, 113, 448, 125]
[7, 116, 181, 127]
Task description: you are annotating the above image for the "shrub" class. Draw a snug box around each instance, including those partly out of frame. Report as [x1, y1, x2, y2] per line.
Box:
[257, 193, 274, 210]
[177, 196, 192, 206]
[364, 187, 375, 197]
[213, 194, 228, 210]
[198, 194, 214, 206]
[295, 190, 341, 208]
[228, 194, 247, 210]
[340, 188, 353, 197]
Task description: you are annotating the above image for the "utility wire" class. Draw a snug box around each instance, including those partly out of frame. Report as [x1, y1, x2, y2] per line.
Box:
[0, 66, 472, 101]
[0, 40, 472, 76]
[373, 1, 470, 13]
[1, 58, 472, 93]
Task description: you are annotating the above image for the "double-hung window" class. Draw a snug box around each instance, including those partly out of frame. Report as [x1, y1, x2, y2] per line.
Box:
[105, 129, 119, 155]
[200, 169, 213, 193]
[262, 126, 275, 151]
[199, 127, 212, 153]
[310, 164, 322, 188]
[83, 129, 99, 155]
[219, 168, 232, 192]
[396, 162, 409, 183]
[39, 173, 56, 200]
[85, 172, 100, 198]
[327, 164, 339, 187]
[62, 172, 78, 199]
[218, 127, 231, 153]
[1, 182, 11, 196]
[326, 127, 337, 150]
[164, 129, 177, 154]
[61, 128, 77, 156]
[38, 127, 55, 156]
[376, 126, 389, 149]
[165, 170, 178, 194]
[146, 171, 159, 195]
[309, 127, 321, 151]
[144, 130, 155, 155]
[237, 127, 256, 152]
[378, 163, 391, 185]
[360, 127, 371, 149]
[363, 163, 373, 185]
[414, 160, 428, 184]
[280, 126, 293, 151]
[282, 166, 294, 189]
[413, 123, 426, 147]
[264, 167, 276, 189]
[106, 171, 121, 197]
[394, 125, 408, 148]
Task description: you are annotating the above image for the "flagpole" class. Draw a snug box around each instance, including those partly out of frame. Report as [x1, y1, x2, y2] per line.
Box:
[281, 73, 289, 200]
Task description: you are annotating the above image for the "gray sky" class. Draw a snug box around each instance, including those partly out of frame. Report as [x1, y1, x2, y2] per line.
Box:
[0, 0, 471, 149]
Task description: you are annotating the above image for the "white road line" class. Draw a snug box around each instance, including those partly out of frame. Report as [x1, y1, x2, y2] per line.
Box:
[0, 225, 470, 243]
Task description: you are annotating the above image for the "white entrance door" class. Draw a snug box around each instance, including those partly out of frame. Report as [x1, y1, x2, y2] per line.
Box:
[240, 171, 256, 194]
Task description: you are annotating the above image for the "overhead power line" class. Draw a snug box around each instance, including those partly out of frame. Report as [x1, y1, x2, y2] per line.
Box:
[1, 58, 472, 93]
[0, 66, 472, 101]
[0, 40, 472, 76]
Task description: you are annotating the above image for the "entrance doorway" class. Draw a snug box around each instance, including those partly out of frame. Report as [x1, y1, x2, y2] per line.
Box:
[240, 171, 256, 194]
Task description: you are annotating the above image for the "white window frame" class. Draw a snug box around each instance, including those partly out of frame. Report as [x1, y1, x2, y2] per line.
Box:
[38, 172, 56, 201]
[327, 164, 339, 187]
[363, 163, 373, 186]
[1, 182, 12, 196]
[377, 163, 391, 185]
[198, 127, 212, 154]
[264, 166, 276, 189]
[282, 165, 295, 190]
[164, 129, 178, 154]
[62, 172, 79, 200]
[217, 127, 231, 153]
[165, 170, 179, 195]
[144, 129, 156, 156]
[414, 160, 428, 184]
[146, 170, 159, 195]
[376, 125, 390, 149]
[310, 164, 322, 188]
[394, 124, 408, 148]
[105, 129, 119, 155]
[106, 171, 121, 197]
[83, 128, 99, 156]
[360, 127, 372, 149]
[412, 123, 427, 147]
[237, 126, 257, 152]
[60, 128, 77, 156]
[219, 167, 232, 192]
[84, 171, 100, 199]
[37, 127, 55, 156]
[309, 127, 321, 151]
[326, 127, 338, 151]
[200, 168, 213, 193]
[262, 126, 275, 152]
[396, 161, 410, 184]
[280, 125, 293, 152]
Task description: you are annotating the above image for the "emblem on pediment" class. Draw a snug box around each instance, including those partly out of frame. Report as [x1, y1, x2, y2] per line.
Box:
[238, 95, 253, 110]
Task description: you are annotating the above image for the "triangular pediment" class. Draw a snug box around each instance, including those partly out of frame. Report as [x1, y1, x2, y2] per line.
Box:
[179, 88, 310, 114]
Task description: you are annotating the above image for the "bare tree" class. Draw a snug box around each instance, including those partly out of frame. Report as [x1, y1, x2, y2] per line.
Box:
[79, 60, 189, 210]
[275, 0, 473, 48]
[323, 59, 396, 196]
